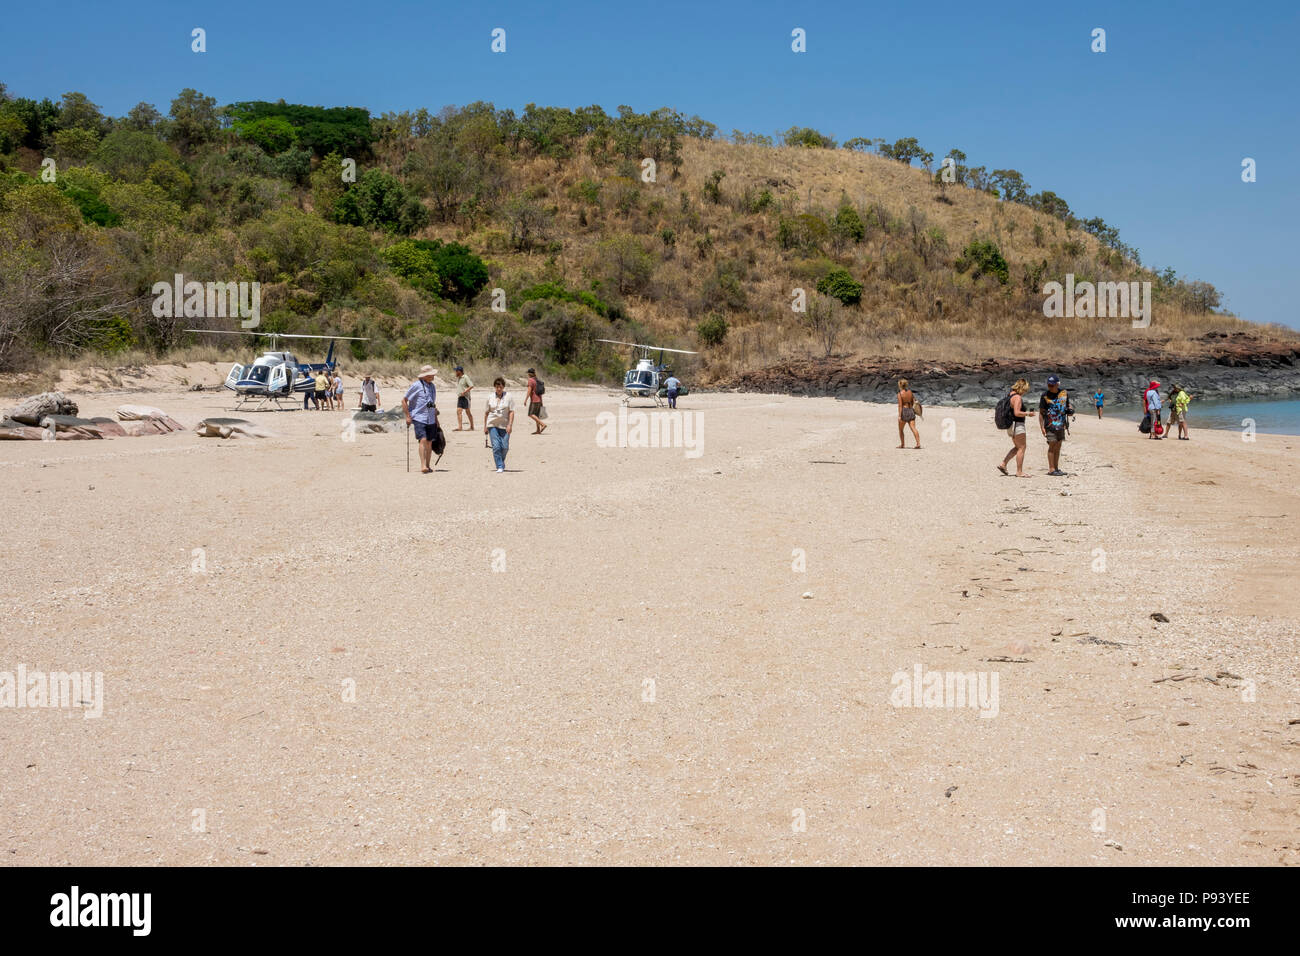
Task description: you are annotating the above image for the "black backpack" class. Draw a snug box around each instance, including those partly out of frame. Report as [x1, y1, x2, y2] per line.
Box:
[533, 378, 545, 397]
[994, 393, 1015, 429]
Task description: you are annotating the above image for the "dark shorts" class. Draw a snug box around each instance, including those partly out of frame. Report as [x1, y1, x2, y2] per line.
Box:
[414, 420, 438, 442]
[457, 395, 470, 409]
[361, 403, 376, 412]
[1045, 428, 1065, 444]
[529, 402, 542, 417]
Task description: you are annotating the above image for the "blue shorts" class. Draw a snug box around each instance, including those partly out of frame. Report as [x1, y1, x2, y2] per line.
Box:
[414, 420, 438, 442]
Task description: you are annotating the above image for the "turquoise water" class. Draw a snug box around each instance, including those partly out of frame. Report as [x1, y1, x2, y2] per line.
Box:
[1110, 396, 1300, 435]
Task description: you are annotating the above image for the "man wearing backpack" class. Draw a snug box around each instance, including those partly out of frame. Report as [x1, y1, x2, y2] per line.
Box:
[526, 367, 547, 434]
[1038, 374, 1072, 476]
[1143, 380, 1163, 440]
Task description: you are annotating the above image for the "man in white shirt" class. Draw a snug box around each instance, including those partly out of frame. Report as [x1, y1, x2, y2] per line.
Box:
[359, 375, 380, 412]
[483, 376, 515, 473]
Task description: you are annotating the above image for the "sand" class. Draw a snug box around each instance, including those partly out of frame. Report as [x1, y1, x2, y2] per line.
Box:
[1, 368, 1297, 865]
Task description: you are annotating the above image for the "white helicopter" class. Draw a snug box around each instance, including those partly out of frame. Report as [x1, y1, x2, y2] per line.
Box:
[596, 339, 698, 406]
[185, 329, 369, 411]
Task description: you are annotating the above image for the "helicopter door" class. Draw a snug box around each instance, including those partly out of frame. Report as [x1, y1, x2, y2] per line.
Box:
[224, 363, 245, 390]
[267, 364, 288, 394]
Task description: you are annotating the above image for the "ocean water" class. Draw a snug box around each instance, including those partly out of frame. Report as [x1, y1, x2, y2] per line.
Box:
[1110, 396, 1300, 436]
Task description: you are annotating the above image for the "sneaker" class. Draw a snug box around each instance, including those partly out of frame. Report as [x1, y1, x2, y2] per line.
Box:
[1048, 469, 1066, 476]
[496, 467, 504, 473]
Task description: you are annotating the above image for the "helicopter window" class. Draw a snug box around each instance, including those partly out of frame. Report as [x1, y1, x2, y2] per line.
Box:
[245, 365, 270, 383]
[637, 371, 655, 386]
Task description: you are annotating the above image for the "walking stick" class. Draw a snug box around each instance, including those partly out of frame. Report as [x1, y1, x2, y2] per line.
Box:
[406, 421, 410, 473]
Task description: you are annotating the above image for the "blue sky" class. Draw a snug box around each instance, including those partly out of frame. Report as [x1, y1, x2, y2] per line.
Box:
[3, 0, 1297, 328]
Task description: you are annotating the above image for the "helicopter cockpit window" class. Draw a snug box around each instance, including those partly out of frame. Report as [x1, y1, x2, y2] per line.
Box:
[246, 365, 270, 383]
[636, 370, 655, 387]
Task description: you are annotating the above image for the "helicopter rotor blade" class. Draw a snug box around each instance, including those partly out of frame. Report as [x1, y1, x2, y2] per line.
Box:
[184, 329, 369, 341]
[595, 339, 697, 355]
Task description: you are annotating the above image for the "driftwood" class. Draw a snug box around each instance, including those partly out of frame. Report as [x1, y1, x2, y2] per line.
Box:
[195, 417, 270, 439]
[0, 418, 47, 440]
[5, 392, 78, 425]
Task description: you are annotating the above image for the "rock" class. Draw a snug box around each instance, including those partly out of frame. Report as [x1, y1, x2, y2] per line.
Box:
[89, 417, 128, 438]
[39, 415, 105, 439]
[0, 418, 47, 440]
[116, 405, 183, 433]
[5, 392, 78, 426]
[1150, 612, 1170, 623]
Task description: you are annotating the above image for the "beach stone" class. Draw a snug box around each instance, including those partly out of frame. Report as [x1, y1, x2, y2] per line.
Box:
[195, 417, 269, 439]
[0, 418, 47, 440]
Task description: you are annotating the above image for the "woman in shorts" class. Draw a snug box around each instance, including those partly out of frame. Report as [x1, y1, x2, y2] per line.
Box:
[997, 379, 1035, 478]
[896, 378, 920, 449]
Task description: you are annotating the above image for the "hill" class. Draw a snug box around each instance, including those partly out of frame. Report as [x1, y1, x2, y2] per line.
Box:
[1, 89, 1291, 389]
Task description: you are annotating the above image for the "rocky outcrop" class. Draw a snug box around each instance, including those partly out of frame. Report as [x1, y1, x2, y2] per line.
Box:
[714, 335, 1300, 407]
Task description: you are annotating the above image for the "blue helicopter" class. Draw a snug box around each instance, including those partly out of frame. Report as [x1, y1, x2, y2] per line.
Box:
[185, 329, 369, 411]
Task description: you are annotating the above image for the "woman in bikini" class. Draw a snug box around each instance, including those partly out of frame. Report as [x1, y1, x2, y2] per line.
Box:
[897, 378, 920, 449]
[997, 378, 1035, 477]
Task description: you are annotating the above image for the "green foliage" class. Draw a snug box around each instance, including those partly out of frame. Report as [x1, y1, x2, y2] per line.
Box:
[236, 116, 298, 155]
[568, 179, 601, 205]
[88, 315, 135, 352]
[52, 127, 100, 163]
[783, 126, 836, 149]
[332, 169, 428, 234]
[702, 168, 726, 204]
[832, 203, 865, 243]
[225, 101, 374, 157]
[954, 239, 1010, 285]
[816, 267, 863, 306]
[380, 238, 441, 296]
[92, 130, 175, 182]
[518, 280, 610, 317]
[777, 213, 830, 253]
[592, 234, 654, 295]
[697, 313, 728, 346]
[381, 238, 488, 302]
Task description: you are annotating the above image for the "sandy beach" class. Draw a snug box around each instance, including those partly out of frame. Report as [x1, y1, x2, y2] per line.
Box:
[1, 368, 1297, 865]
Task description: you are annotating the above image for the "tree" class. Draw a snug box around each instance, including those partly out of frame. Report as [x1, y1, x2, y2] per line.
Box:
[805, 294, 841, 357]
[237, 117, 297, 154]
[592, 235, 654, 295]
[332, 169, 428, 235]
[883, 137, 927, 165]
[990, 169, 1030, 204]
[167, 89, 220, 155]
[783, 126, 836, 149]
[697, 314, 728, 346]
[92, 130, 174, 181]
[52, 128, 99, 164]
[842, 137, 873, 153]
[122, 102, 164, 132]
[503, 196, 554, 251]
[57, 92, 106, 135]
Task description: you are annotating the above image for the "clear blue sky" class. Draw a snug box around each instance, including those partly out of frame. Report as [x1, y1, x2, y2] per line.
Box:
[3, 0, 1297, 328]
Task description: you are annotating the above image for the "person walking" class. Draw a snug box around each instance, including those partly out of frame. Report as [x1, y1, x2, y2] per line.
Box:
[359, 375, 379, 412]
[526, 367, 546, 434]
[664, 374, 681, 409]
[1143, 380, 1163, 440]
[1093, 388, 1104, 419]
[402, 365, 440, 474]
[997, 378, 1035, 477]
[314, 369, 330, 411]
[896, 378, 921, 449]
[1039, 374, 1072, 476]
[483, 376, 515, 473]
[453, 366, 475, 431]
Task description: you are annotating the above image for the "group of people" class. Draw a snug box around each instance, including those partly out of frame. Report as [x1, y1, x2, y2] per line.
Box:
[301, 368, 345, 410]
[401, 365, 548, 474]
[995, 375, 1075, 477]
[1140, 380, 1193, 440]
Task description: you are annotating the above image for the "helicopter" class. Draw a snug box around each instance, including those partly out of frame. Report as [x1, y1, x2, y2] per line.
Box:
[595, 339, 698, 406]
[184, 329, 369, 411]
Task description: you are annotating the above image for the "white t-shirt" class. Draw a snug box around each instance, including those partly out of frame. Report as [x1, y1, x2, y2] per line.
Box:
[484, 392, 515, 430]
[361, 380, 378, 405]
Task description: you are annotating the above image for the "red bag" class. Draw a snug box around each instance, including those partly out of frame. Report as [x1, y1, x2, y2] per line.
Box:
[1154, 422, 1164, 436]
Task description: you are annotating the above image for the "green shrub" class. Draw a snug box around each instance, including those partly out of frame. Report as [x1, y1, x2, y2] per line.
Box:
[954, 239, 1010, 285]
[816, 267, 863, 306]
[697, 313, 728, 346]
